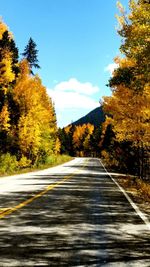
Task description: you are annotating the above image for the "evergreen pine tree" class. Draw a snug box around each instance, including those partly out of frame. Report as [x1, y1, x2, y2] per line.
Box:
[22, 37, 40, 75]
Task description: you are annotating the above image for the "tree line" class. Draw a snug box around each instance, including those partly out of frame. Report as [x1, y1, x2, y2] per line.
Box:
[0, 0, 149, 179]
[102, 0, 150, 179]
[59, 0, 150, 180]
[0, 20, 60, 173]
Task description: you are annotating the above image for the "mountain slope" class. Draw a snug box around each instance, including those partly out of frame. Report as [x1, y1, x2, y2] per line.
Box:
[71, 106, 105, 127]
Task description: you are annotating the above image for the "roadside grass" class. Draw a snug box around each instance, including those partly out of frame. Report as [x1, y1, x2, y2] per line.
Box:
[114, 175, 150, 201]
[101, 159, 150, 217]
[114, 174, 150, 218]
[36, 154, 73, 170]
[0, 154, 72, 177]
[116, 175, 150, 202]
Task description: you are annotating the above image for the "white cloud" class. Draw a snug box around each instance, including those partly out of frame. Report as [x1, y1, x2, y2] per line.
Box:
[47, 78, 100, 109]
[48, 90, 99, 109]
[105, 63, 119, 75]
[53, 78, 99, 95]
[47, 78, 100, 127]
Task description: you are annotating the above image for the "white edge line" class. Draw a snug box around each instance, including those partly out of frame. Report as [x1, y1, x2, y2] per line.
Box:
[100, 159, 150, 231]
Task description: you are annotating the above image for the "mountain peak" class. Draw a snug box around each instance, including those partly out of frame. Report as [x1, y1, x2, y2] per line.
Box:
[70, 106, 105, 127]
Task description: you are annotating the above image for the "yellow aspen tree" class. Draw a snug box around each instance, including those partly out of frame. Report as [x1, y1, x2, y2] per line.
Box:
[103, 1, 150, 178]
[114, 0, 150, 90]
[0, 51, 15, 91]
[18, 113, 41, 160]
[0, 18, 8, 39]
[0, 104, 10, 132]
[0, 19, 19, 155]
[0, 20, 19, 90]
[73, 124, 86, 151]
[55, 137, 61, 155]
[0, 21, 15, 95]
[103, 83, 150, 146]
[13, 60, 57, 161]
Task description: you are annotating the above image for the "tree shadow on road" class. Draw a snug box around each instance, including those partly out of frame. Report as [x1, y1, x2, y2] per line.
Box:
[0, 164, 150, 266]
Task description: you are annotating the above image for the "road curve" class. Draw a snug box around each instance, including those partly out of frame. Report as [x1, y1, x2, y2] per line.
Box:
[0, 157, 150, 266]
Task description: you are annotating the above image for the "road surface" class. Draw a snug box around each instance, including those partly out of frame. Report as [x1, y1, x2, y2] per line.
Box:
[0, 157, 150, 266]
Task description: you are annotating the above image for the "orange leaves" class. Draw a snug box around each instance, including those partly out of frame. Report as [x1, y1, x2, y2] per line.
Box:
[73, 125, 86, 149]
[19, 59, 30, 78]
[72, 123, 94, 155]
[64, 125, 72, 135]
[87, 123, 94, 135]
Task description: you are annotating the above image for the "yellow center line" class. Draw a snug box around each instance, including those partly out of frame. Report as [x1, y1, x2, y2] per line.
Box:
[0, 159, 88, 220]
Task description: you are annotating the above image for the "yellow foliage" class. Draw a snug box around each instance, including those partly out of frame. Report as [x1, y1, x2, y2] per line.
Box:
[55, 137, 61, 155]
[116, 1, 125, 14]
[86, 123, 94, 135]
[0, 20, 16, 89]
[14, 60, 57, 159]
[103, 83, 150, 146]
[64, 125, 72, 134]
[73, 124, 87, 149]
[101, 115, 113, 136]
[0, 104, 10, 131]
[118, 0, 150, 79]
[18, 113, 41, 157]
[0, 19, 8, 39]
[101, 150, 119, 167]
[119, 57, 136, 69]
[72, 123, 94, 154]
[0, 19, 58, 164]
[18, 156, 31, 168]
[105, 0, 150, 154]
[0, 52, 15, 87]
[19, 59, 30, 78]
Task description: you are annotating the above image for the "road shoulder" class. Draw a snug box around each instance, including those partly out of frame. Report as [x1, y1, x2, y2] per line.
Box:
[114, 175, 150, 220]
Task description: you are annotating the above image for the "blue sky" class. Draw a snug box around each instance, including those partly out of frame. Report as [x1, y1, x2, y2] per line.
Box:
[1, 0, 129, 127]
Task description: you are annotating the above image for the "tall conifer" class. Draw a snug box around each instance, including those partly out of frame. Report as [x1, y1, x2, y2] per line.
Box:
[22, 37, 40, 75]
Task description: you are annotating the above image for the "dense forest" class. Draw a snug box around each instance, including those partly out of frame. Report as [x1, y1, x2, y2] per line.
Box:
[59, 0, 150, 180]
[102, 0, 150, 179]
[0, 20, 62, 173]
[0, 0, 149, 180]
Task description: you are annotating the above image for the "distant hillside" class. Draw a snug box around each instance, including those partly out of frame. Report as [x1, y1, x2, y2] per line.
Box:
[71, 106, 105, 127]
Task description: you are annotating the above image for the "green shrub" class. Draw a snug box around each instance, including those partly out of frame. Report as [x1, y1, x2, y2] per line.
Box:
[0, 153, 18, 174]
[45, 155, 57, 165]
[45, 154, 72, 166]
[36, 154, 72, 168]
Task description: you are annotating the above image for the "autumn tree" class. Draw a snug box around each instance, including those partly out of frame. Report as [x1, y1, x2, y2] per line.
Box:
[0, 18, 60, 173]
[103, 0, 150, 178]
[0, 26, 19, 93]
[89, 126, 102, 157]
[110, 0, 150, 91]
[13, 60, 57, 163]
[55, 137, 61, 155]
[72, 123, 95, 157]
[0, 19, 19, 154]
[58, 125, 75, 155]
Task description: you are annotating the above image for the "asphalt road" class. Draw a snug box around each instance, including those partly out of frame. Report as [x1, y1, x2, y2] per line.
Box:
[0, 158, 150, 267]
